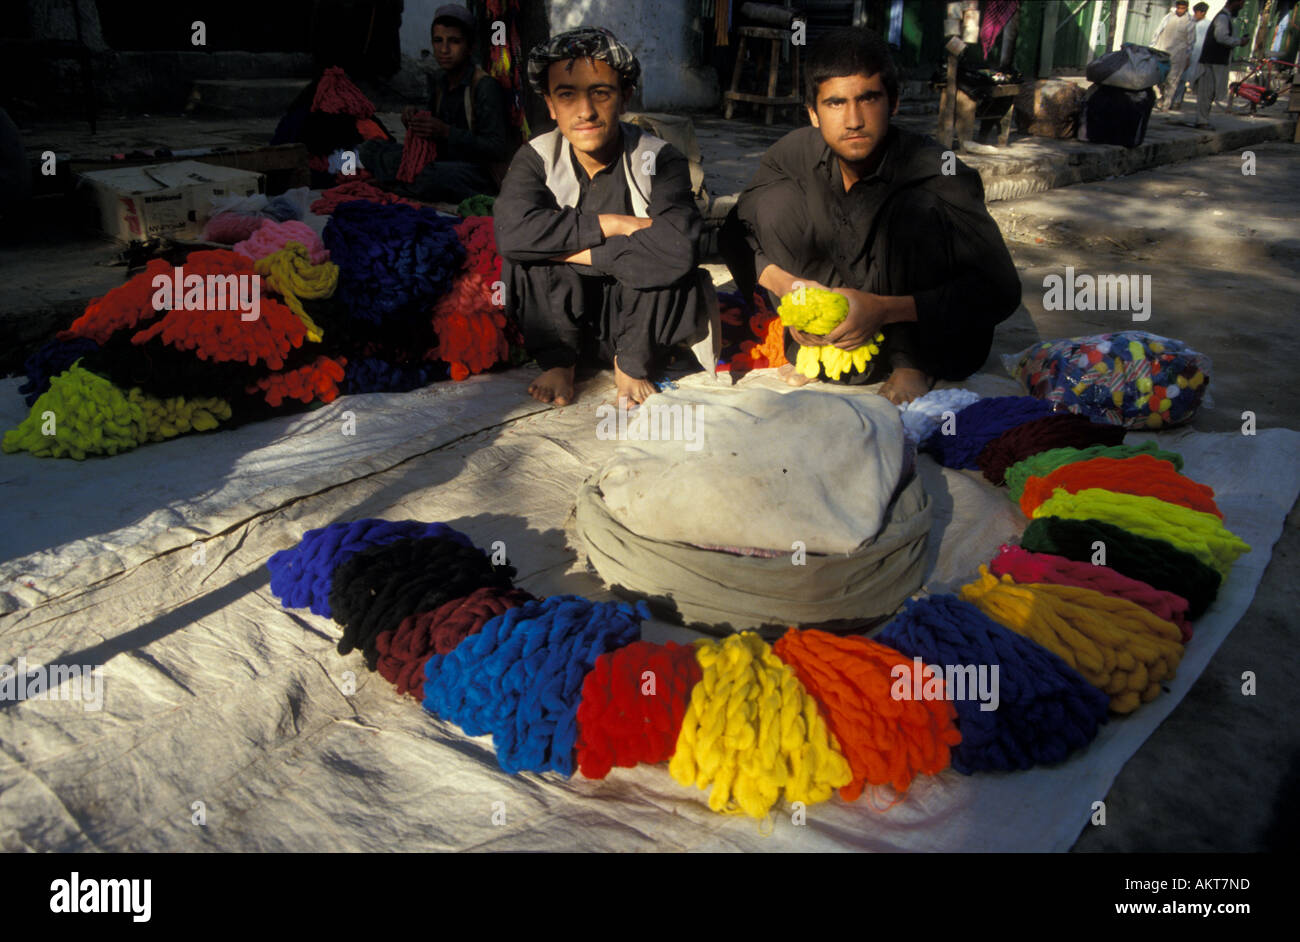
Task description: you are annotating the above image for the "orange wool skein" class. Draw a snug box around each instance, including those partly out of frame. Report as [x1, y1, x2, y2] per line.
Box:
[1020, 454, 1223, 519]
[61, 258, 174, 344]
[751, 314, 789, 369]
[772, 629, 961, 800]
[430, 273, 510, 381]
[249, 355, 346, 407]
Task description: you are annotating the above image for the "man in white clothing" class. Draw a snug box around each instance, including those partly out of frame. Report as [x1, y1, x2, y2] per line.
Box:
[1153, 1, 1199, 110]
[1169, 2, 1211, 110]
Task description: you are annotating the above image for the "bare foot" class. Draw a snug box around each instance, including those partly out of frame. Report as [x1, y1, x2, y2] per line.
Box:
[528, 365, 575, 406]
[778, 362, 815, 387]
[879, 367, 932, 405]
[613, 357, 657, 405]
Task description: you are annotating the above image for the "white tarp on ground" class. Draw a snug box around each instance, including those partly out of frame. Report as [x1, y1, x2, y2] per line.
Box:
[1, 367, 1296, 852]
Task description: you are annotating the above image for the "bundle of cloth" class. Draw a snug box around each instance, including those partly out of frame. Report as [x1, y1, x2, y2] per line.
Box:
[572, 386, 931, 633]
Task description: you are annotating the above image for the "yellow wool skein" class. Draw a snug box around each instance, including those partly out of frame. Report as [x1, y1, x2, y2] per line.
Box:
[959, 567, 1185, 714]
[1033, 487, 1250, 579]
[777, 286, 885, 381]
[2, 364, 148, 459]
[254, 241, 338, 342]
[669, 632, 851, 818]
[126, 388, 232, 441]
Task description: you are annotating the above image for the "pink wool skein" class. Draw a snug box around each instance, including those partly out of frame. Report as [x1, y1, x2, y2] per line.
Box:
[234, 220, 330, 264]
[203, 212, 267, 244]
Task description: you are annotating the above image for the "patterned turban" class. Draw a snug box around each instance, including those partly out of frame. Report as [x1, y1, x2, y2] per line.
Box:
[526, 27, 641, 95]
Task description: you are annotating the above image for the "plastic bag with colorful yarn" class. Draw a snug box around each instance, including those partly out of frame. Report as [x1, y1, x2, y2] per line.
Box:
[1003, 331, 1212, 430]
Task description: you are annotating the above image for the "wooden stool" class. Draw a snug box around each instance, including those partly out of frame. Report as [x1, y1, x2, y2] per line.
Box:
[723, 25, 802, 125]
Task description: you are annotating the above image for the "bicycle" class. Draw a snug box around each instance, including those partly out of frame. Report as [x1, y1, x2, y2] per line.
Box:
[1226, 55, 1297, 115]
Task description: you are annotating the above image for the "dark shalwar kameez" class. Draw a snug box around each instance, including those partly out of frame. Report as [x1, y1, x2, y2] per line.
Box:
[721, 125, 1022, 383]
[493, 136, 703, 379]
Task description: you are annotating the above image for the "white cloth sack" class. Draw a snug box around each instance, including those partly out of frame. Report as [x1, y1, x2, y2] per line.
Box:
[593, 386, 904, 554]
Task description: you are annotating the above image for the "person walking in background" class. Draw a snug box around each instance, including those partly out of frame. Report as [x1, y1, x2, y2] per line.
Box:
[1169, 2, 1211, 110]
[1191, 0, 1250, 128]
[1153, 1, 1198, 111]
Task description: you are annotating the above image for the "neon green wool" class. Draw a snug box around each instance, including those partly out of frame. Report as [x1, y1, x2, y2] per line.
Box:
[777, 287, 885, 380]
[127, 388, 232, 441]
[3, 364, 148, 459]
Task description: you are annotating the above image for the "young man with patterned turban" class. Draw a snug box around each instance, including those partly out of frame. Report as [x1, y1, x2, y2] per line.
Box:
[494, 27, 714, 406]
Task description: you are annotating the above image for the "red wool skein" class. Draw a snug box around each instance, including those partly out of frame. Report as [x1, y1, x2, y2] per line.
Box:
[396, 117, 438, 183]
[575, 640, 703, 780]
[312, 66, 375, 118]
[990, 544, 1193, 641]
[977, 413, 1127, 486]
[454, 216, 502, 283]
[1019, 454, 1223, 519]
[310, 181, 423, 215]
[62, 258, 175, 344]
[373, 586, 534, 698]
[430, 273, 511, 381]
[249, 355, 347, 407]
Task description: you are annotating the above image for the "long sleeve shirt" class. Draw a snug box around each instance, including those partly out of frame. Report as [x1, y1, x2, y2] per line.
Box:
[493, 130, 700, 290]
[1152, 11, 1197, 56]
[735, 125, 1021, 348]
[428, 66, 512, 165]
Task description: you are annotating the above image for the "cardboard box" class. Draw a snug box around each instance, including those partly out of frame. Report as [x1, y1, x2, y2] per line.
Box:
[78, 160, 264, 242]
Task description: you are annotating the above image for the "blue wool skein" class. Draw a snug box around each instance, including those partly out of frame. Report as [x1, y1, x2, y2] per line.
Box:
[266, 518, 474, 617]
[19, 340, 101, 405]
[898, 387, 981, 446]
[339, 357, 448, 394]
[919, 395, 1054, 469]
[875, 594, 1109, 774]
[423, 595, 648, 776]
[322, 201, 465, 324]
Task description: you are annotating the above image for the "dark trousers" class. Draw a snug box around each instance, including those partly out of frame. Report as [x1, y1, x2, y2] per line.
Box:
[720, 182, 990, 383]
[507, 261, 705, 379]
[357, 140, 495, 203]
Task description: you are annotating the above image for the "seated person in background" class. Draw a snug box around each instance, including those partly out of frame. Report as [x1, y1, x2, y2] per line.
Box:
[494, 27, 709, 407]
[720, 26, 1022, 404]
[359, 4, 512, 203]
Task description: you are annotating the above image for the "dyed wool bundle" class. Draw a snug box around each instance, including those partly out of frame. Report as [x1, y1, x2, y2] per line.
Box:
[456, 194, 495, 217]
[18, 338, 100, 406]
[575, 640, 703, 779]
[772, 628, 960, 799]
[396, 116, 438, 183]
[423, 596, 647, 775]
[875, 595, 1109, 773]
[750, 311, 789, 369]
[919, 395, 1055, 469]
[776, 287, 884, 380]
[976, 412, 1126, 486]
[248, 355, 346, 407]
[430, 274, 511, 381]
[1005, 441, 1184, 501]
[310, 181, 422, 215]
[327, 536, 514, 668]
[322, 202, 465, 324]
[1032, 489, 1250, 578]
[62, 258, 175, 344]
[669, 632, 852, 818]
[959, 568, 1185, 713]
[3, 364, 147, 459]
[897, 387, 981, 446]
[233, 219, 329, 265]
[202, 212, 268, 244]
[1019, 454, 1222, 519]
[254, 242, 339, 343]
[127, 387, 231, 440]
[990, 544, 1192, 640]
[311, 66, 375, 118]
[453, 216, 502, 282]
[339, 356, 447, 393]
[265, 518, 474, 618]
[373, 586, 534, 698]
[1020, 516, 1220, 620]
